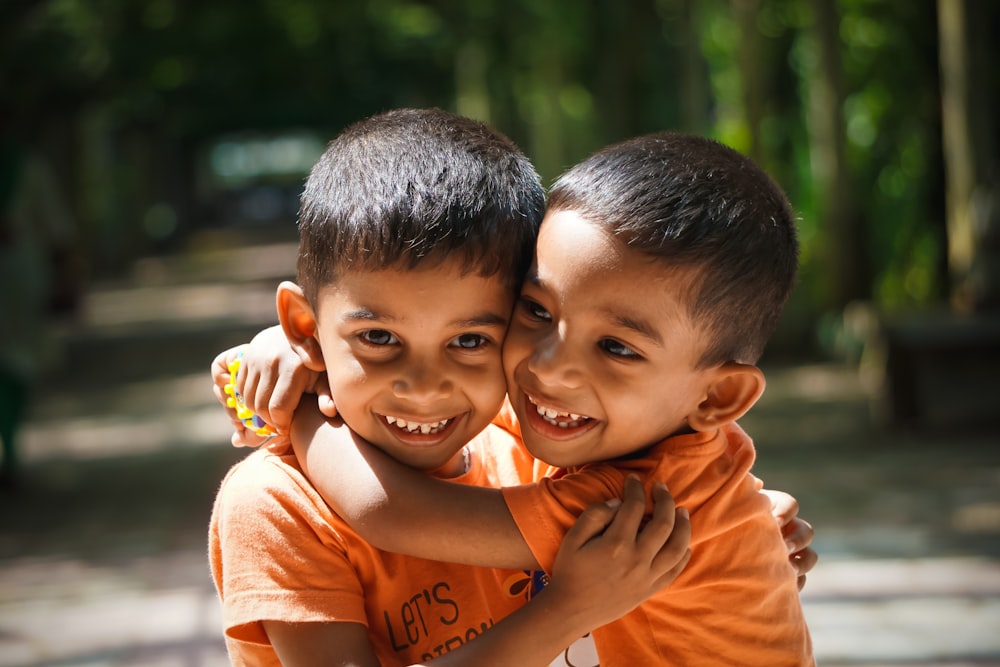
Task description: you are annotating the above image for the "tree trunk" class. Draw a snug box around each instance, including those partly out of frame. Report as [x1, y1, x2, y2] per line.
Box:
[733, 0, 764, 165]
[807, 0, 870, 311]
[676, 0, 712, 134]
[937, 0, 1000, 312]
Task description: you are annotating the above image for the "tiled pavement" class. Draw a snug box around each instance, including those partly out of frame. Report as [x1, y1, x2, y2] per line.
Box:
[1, 237, 997, 666]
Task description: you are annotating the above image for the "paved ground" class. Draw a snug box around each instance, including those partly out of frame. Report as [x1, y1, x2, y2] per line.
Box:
[1, 235, 998, 666]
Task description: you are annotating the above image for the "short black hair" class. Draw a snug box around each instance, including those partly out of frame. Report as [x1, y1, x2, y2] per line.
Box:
[296, 108, 544, 304]
[547, 132, 799, 367]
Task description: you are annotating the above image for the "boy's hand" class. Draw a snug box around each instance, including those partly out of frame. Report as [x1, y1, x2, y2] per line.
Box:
[762, 489, 818, 590]
[543, 475, 692, 628]
[210, 325, 337, 447]
[211, 344, 272, 447]
[235, 325, 318, 435]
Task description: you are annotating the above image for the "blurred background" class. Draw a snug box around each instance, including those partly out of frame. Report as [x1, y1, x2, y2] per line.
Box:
[0, 0, 997, 665]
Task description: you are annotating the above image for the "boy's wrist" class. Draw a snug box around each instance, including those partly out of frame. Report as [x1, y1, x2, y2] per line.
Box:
[527, 584, 607, 643]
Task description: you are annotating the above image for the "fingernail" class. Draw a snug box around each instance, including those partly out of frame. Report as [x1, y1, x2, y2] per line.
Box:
[677, 507, 689, 519]
[605, 498, 622, 508]
[785, 540, 796, 554]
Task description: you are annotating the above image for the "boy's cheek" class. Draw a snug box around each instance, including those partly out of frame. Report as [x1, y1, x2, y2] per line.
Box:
[502, 343, 536, 391]
[500, 326, 532, 367]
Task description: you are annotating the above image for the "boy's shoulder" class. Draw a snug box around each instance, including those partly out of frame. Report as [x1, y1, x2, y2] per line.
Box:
[578, 424, 759, 512]
[584, 423, 751, 477]
[212, 444, 376, 557]
[215, 443, 317, 509]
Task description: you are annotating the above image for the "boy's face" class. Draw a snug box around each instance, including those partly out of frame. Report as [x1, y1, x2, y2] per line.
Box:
[310, 257, 513, 477]
[502, 209, 716, 467]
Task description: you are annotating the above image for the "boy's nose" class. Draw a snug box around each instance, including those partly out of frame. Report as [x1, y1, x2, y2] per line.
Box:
[392, 360, 452, 403]
[527, 331, 582, 389]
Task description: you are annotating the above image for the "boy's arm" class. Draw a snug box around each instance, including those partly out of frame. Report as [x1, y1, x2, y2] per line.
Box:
[222, 345, 815, 579]
[291, 399, 542, 569]
[210, 329, 543, 568]
[265, 477, 692, 667]
[264, 621, 379, 667]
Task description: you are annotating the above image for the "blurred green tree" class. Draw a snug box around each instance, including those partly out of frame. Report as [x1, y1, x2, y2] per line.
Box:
[2, 0, 996, 357]
[938, 0, 1000, 312]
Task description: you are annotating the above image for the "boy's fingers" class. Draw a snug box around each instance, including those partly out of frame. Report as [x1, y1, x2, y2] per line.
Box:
[211, 381, 230, 409]
[318, 394, 339, 418]
[250, 364, 281, 425]
[244, 366, 266, 419]
[267, 368, 307, 433]
[764, 489, 799, 526]
[230, 426, 266, 448]
[211, 349, 237, 409]
[651, 506, 691, 574]
[561, 501, 620, 550]
[237, 362, 254, 411]
[634, 481, 676, 555]
[603, 475, 647, 542]
[791, 547, 819, 586]
[653, 546, 692, 589]
[782, 517, 814, 554]
[314, 376, 339, 418]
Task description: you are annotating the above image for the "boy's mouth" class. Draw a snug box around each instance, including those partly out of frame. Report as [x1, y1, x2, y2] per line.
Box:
[383, 414, 452, 435]
[526, 394, 593, 429]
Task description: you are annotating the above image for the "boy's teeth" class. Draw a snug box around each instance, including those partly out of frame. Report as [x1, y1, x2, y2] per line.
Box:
[529, 398, 587, 428]
[385, 415, 450, 434]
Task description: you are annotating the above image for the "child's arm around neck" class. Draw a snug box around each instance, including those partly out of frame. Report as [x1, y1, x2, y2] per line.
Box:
[262, 468, 691, 666]
[291, 398, 541, 569]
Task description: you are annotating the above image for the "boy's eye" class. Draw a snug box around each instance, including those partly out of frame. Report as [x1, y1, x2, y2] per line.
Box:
[450, 333, 489, 350]
[519, 298, 551, 322]
[360, 329, 398, 346]
[600, 338, 640, 359]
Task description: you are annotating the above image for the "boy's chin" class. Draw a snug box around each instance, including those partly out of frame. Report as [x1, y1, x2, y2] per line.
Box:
[366, 428, 471, 477]
[519, 433, 584, 469]
[416, 448, 470, 478]
[365, 440, 462, 473]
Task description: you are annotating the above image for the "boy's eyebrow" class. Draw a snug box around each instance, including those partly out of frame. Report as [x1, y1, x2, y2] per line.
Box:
[342, 308, 508, 328]
[452, 311, 510, 328]
[342, 307, 382, 322]
[607, 312, 664, 347]
[526, 272, 662, 344]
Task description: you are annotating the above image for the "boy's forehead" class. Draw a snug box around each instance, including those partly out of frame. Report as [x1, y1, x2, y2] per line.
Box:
[532, 209, 707, 339]
[315, 259, 516, 322]
[534, 208, 672, 282]
[537, 208, 614, 250]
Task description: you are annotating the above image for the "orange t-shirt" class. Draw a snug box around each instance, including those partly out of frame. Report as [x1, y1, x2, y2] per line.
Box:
[497, 407, 815, 666]
[209, 424, 537, 666]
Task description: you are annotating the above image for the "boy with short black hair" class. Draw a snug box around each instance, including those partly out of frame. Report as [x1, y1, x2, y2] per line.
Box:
[274, 131, 815, 664]
[209, 108, 693, 667]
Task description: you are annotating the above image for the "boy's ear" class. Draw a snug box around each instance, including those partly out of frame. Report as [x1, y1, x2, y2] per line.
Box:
[276, 281, 326, 371]
[688, 363, 765, 431]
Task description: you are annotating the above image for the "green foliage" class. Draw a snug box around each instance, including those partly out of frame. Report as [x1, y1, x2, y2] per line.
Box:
[1, 0, 973, 352]
[838, 0, 947, 309]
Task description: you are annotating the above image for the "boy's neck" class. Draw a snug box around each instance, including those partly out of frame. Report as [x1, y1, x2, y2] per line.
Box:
[425, 446, 471, 479]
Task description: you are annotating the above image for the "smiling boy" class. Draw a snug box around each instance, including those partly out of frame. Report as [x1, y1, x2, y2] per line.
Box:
[274, 132, 815, 665]
[208, 108, 693, 667]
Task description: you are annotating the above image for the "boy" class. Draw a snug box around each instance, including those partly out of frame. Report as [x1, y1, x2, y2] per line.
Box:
[237, 132, 815, 665]
[209, 108, 694, 666]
